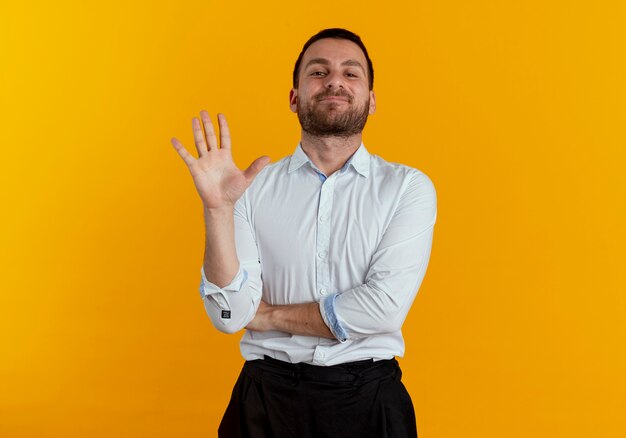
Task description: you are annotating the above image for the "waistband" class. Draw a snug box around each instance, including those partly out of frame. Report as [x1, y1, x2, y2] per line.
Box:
[244, 355, 400, 385]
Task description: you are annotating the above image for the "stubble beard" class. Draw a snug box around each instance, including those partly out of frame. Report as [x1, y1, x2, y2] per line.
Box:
[297, 90, 370, 138]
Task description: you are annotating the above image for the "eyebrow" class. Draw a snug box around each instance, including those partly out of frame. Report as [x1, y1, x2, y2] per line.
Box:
[304, 57, 366, 73]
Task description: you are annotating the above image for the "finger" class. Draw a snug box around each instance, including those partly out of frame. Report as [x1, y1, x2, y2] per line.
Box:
[192, 117, 209, 156]
[200, 110, 218, 151]
[171, 137, 196, 168]
[217, 113, 231, 150]
[243, 155, 271, 183]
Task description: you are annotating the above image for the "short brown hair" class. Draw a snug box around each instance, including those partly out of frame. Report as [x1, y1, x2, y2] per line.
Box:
[292, 28, 374, 90]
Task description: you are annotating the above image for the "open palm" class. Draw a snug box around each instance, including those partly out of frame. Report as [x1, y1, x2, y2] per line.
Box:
[171, 111, 270, 209]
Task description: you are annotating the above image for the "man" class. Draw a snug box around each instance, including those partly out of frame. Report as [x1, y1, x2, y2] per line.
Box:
[171, 28, 436, 438]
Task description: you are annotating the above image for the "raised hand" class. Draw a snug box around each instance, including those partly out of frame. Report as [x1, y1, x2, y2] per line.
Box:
[171, 111, 270, 210]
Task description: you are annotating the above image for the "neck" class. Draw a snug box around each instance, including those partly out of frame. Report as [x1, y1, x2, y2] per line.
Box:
[300, 131, 363, 176]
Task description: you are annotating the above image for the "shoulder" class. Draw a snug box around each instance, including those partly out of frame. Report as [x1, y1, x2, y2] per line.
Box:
[248, 154, 291, 187]
[369, 153, 436, 199]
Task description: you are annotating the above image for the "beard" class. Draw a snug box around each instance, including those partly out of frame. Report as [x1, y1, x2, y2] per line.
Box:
[297, 89, 370, 138]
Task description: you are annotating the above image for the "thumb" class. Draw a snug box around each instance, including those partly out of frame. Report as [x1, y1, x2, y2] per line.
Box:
[244, 155, 271, 183]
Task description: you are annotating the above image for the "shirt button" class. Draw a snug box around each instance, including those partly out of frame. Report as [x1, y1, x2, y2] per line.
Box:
[318, 250, 328, 259]
[317, 352, 326, 359]
[319, 215, 326, 222]
[319, 288, 327, 295]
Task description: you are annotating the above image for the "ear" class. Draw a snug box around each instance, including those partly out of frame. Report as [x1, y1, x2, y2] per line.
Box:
[289, 89, 298, 113]
[368, 90, 376, 115]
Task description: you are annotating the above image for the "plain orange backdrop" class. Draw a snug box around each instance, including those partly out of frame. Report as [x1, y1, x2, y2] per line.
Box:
[1, 1, 625, 437]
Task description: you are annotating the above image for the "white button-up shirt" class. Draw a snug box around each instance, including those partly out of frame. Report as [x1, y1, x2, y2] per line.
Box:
[199, 143, 437, 366]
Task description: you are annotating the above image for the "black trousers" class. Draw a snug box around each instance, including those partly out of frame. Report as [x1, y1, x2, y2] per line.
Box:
[218, 356, 418, 438]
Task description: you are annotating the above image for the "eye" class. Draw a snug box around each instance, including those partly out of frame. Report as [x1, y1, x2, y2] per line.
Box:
[311, 71, 327, 77]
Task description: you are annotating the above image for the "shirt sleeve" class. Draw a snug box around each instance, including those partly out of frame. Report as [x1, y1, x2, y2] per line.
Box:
[319, 170, 437, 341]
[199, 192, 263, 334]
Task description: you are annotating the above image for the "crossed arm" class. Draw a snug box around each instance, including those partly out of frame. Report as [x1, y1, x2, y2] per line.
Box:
[246, 301, 334, 338]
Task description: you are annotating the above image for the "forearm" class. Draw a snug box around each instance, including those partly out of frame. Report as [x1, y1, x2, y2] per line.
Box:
[199, 198, 265, 334]
[247, 301, 334, 339]
[203, 206, 240, 288]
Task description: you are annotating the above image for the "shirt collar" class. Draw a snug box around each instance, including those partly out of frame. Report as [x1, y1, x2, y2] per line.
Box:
[287, 142, 370, 178]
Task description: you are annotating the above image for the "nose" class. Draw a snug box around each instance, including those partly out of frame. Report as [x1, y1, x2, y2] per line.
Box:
[324, 71, 344, 89]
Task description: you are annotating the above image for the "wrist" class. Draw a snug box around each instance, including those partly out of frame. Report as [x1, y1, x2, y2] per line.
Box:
[250, 301, 277, 332]
[263, 304, 278, 332]
[203, 204, 234, 219]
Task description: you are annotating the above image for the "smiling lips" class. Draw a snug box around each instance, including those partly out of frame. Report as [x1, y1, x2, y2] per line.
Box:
[315, 91, 352, 103]
[320, 96, 349, 102]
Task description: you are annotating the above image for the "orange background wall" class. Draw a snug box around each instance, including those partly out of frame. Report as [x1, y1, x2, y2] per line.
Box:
[1, 1, 625, 436]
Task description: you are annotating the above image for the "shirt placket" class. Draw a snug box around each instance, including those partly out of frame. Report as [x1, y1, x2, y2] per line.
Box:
[313, 171, 337, 364]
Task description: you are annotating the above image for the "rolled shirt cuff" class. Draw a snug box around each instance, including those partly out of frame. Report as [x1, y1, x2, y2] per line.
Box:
[199, 265, 248, 299]
[319, 292, 349, 343]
